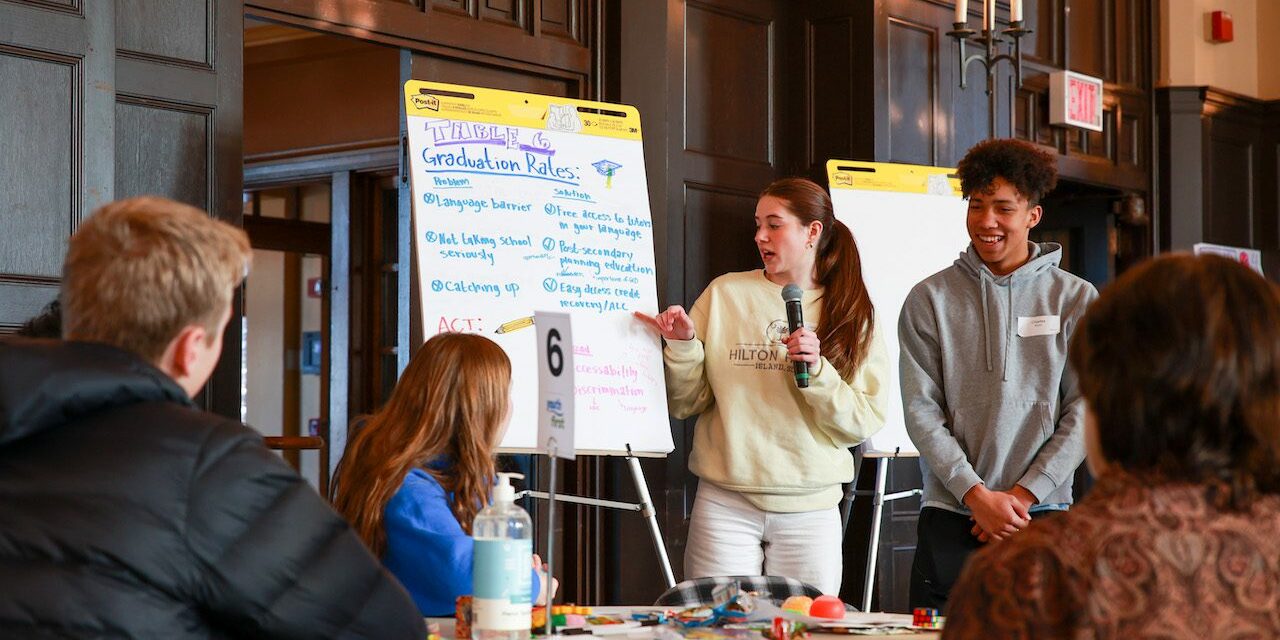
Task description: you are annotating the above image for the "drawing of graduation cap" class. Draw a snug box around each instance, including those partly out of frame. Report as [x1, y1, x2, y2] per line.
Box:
[592, 159, 622, 188]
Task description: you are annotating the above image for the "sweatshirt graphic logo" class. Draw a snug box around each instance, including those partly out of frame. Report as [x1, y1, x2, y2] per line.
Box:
[726, 319, 812, 373]
[765, 320, 790, 343]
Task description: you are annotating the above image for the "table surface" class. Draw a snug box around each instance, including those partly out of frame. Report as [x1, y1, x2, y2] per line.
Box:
[429, 607, 940, 639]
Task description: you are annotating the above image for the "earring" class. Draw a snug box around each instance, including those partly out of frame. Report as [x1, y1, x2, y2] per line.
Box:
[806, 242, 814, 249]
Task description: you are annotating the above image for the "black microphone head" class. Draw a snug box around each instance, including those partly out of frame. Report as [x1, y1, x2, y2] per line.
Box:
[781, 283, 804, 303]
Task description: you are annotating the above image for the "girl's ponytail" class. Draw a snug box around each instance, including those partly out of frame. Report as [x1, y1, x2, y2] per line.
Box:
[759, 178, 875, 378]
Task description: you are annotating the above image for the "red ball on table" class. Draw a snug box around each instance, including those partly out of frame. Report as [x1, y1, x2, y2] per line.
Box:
[808, 595, 845, 620]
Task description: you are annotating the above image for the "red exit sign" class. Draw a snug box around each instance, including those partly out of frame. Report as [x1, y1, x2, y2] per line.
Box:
[1050, 70, 1104, 132]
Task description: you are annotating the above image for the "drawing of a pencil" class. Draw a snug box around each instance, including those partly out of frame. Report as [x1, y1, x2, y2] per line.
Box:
[494, 315, 535, 334]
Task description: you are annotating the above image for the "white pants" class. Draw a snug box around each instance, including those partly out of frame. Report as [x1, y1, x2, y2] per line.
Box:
[683, 481, 843, 595]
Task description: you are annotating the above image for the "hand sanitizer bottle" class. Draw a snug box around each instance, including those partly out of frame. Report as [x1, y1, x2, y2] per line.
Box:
[472, 472, 533, 640]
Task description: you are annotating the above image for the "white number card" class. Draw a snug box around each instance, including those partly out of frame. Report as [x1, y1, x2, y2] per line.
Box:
[535, 311, 576, 460]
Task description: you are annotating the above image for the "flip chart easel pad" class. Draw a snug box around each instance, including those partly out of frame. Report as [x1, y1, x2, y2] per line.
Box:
[827, 160, 970, 456]
[405, 81, 673, 455]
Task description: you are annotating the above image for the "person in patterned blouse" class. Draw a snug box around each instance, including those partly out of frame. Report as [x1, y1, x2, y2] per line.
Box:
[944, 253, 1280, 639]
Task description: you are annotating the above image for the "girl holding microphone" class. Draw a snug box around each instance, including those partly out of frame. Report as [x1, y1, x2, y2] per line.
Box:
[635, 178, 887, 595]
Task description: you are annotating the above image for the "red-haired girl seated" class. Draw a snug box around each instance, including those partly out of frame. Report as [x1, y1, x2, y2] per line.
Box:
[333, 332, 556, 616]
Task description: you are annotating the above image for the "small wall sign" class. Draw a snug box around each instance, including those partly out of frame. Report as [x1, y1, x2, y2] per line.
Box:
[1050, 70, 1104, 132]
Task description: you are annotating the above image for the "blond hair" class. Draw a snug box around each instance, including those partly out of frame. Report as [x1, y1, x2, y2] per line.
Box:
[62, 196, 251, 362]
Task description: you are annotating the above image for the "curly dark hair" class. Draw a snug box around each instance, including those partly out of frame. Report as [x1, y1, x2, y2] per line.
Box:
[956, 138, 1058, 205]
[1069, 254, 1280, 509]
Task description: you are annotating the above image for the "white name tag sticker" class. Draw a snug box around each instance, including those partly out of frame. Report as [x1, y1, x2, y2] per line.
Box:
[1017, 315, 1061, 338]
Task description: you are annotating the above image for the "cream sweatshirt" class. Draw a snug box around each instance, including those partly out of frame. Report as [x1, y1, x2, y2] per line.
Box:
[664, 270, 888, 512]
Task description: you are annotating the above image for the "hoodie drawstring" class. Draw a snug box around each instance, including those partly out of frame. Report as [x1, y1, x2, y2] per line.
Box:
[1002, 273, 1014, 382]
[980, 276, 992, 372]
[963, 242, 1058, 379]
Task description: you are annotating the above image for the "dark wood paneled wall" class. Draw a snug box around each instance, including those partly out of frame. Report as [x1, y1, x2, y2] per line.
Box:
[1157, 88, 1280, 279]
[679, 0, 797, 303]
[800, 7, 876, 178]
[247, 0, 593, 84]
[799, 0, 1152, 191]
[0, 1, 243, 417]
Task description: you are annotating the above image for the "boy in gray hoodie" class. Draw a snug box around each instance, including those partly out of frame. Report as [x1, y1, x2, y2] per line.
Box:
[899, 139, 1098, 610]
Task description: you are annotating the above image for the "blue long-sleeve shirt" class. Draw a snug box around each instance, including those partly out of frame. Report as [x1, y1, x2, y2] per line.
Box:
[382, 467, 541, 617]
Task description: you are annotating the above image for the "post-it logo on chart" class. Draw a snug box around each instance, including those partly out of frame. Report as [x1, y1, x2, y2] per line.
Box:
[545, 104, 583, 133]
[411, 94, 441, 112]
[926, 174, 953, 196]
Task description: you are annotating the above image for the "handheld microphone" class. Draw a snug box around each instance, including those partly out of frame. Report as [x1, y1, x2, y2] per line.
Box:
[781, 284, 809, 388]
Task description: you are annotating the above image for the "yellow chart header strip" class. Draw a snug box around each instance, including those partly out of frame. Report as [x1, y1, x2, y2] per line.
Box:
[404, 80, 643, 141]
[826, 160, 962, 197]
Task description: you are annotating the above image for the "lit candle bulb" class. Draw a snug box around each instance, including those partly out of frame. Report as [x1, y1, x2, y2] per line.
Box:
[1011, 0, 1023, 23]
[955, 0, 967, 25]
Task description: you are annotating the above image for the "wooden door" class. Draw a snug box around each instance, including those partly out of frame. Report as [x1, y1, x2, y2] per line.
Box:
[113, 0, 245, 416]
[0, 0, 244, 418]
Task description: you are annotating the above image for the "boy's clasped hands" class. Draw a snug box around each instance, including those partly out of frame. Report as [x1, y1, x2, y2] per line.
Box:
[963, 483, 1037, 543]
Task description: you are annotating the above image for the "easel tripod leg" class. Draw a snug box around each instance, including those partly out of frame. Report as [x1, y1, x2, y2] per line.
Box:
[545, 454, 557, 637]
[626, 448, 676, 589]
[861, 459, 888, 612]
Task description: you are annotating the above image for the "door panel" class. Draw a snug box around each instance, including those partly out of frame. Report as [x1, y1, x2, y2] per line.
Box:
[114, 99, 211, 206]
[116, 0, 213, 64]
[684, 2, 773, 166]
[0, 0, 113, 330]
[0, 52, 74, 279]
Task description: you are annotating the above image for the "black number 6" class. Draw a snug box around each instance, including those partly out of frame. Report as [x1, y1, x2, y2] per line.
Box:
[546, 328, 564, 377]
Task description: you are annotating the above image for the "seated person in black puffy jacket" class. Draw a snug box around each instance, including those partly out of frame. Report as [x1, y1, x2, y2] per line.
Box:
[0, 196, 425, 639]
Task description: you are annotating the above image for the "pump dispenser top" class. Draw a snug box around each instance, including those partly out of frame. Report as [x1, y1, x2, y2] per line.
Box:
[492, 472, 522, 504]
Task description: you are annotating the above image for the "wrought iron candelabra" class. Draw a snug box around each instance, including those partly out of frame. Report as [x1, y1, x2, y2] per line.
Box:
[946, 18, 1033, 138]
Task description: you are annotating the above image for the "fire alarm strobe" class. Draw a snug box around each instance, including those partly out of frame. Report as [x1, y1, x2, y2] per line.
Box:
[1210, 11, 1234, 44]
